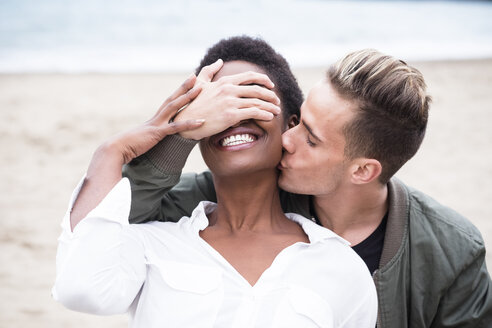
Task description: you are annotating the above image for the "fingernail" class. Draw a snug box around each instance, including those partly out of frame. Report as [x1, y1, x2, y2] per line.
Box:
[194, 119, 205, 124]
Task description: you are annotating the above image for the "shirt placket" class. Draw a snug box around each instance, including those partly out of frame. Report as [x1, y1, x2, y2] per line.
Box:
[230, 288, 264, 327]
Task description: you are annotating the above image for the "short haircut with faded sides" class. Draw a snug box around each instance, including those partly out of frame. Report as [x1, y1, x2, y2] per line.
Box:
[328, 49, 431, 184]
[197, 36, 303, 121]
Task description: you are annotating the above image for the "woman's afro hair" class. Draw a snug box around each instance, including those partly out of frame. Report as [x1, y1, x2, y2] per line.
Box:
[196, 35, 303, 120]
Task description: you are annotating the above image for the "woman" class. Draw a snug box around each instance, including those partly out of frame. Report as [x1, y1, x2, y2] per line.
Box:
[53, 36, 377, 327]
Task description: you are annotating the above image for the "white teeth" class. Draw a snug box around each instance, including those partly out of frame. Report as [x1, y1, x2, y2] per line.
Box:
[221, 134, 255, 147]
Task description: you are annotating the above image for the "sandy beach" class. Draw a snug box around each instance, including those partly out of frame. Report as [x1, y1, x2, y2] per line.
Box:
[1, 59, 491, 327]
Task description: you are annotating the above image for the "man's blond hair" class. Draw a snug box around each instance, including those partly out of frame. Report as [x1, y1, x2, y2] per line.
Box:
[328, 49, 431, 183]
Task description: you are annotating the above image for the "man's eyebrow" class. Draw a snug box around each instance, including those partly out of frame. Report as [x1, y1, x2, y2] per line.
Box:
[302, 119, 322, 142]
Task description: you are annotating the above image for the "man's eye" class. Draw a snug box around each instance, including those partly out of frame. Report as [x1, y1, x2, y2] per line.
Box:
[306, 136, 316, 147]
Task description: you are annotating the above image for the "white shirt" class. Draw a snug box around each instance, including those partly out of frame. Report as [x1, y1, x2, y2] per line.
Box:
[53, 178, 377, 328]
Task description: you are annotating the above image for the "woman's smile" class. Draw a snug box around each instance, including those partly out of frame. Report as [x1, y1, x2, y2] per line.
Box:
[220, 134, 254, 147]
[211, 124, 262, 151]
[199, 60, 285, 176]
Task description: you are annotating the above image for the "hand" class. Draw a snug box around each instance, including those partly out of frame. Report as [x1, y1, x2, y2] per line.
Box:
[174, 59, 282, 140]
[70, 75, 205, 230]
[103, 74, 205, 165]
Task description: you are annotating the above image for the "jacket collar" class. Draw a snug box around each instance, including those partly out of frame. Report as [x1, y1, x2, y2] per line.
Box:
[379, 178, 410, 269]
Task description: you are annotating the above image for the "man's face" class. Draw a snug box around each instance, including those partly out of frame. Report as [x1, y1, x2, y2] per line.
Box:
[278, 79, 357, 196]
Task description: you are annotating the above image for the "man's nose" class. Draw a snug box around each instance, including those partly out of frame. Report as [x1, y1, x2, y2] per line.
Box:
[282, 127, 295, 154]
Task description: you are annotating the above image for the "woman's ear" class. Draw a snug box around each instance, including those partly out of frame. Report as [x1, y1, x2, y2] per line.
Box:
[287, 114, 299, 129]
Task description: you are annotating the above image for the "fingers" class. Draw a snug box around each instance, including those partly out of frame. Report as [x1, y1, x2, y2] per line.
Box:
[158, 119, 205, 137]
[161, 74, 197, 108]
[196, 59, 224, 83]
[236, 97, 281, 116]
[233, 84, 281, 108]
[170, 86, 202, 113]
[155, 85, 202, 123]
[235, 107, 275, 122]
[219, 71, 275, 89]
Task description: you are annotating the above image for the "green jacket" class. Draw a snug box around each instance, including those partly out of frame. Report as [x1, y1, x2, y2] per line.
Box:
[123, 135, 492, 328]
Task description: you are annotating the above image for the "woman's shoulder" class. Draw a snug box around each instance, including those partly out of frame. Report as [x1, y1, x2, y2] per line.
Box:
[127, 216, 193, 246]
[128, 201, 214, 243]
[285, 213, 370, 277]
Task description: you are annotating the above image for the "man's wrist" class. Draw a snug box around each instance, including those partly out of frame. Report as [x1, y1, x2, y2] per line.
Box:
[178, 129, 201, 140]
[143, 134, 198, 174]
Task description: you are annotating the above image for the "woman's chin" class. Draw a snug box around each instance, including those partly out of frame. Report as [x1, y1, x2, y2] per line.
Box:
[210, 163, 280, 179]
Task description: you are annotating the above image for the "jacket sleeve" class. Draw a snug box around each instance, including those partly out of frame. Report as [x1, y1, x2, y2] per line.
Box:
[122, 134, 216, 223]
[432, 238, 492, 327]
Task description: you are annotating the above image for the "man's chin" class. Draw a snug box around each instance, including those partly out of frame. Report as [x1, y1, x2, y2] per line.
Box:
[278, 175, 311, 195]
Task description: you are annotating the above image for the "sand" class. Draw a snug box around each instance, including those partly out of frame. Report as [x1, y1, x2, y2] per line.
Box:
[1, 59, 491, 327]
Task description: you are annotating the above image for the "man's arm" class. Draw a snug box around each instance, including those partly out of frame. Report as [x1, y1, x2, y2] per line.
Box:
[432, 243, 492, 327]
[123, 134, 216, 223]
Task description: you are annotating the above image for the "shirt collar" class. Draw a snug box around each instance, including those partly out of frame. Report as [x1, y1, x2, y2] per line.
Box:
[285, 212, 350, 245]
[188, 201, 349, 246]
[188, 201, 216, 231]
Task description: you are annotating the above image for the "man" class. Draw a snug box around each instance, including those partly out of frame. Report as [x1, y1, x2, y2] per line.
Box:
[123, 45, 492, 327]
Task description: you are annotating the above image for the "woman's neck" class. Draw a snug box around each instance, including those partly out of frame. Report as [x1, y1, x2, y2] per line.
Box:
[202, 169, 309, 288]
[209, 169, 286, 232]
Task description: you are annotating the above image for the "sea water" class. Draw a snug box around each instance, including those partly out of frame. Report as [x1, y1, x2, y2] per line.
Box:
[1, 0, 492, 73]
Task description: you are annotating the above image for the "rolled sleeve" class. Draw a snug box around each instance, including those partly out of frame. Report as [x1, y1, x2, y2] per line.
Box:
[53, 177, 146, 315]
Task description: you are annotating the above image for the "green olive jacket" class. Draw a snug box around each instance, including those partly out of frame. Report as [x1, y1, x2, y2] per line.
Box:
[123, 135, 492, 328]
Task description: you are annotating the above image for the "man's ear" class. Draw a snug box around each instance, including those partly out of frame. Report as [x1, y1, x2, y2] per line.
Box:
[349, 158, 382, 185]
[287, 114, 299, 129]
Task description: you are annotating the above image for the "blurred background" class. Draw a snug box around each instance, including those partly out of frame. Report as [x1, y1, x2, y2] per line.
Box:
[1, 0, 491, 327]
[2, 0, 492, 72]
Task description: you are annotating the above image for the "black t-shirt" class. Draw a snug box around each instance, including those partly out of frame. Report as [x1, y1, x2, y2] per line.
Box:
[351, 213, 387, 274]
[309, 197, 387, 274]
